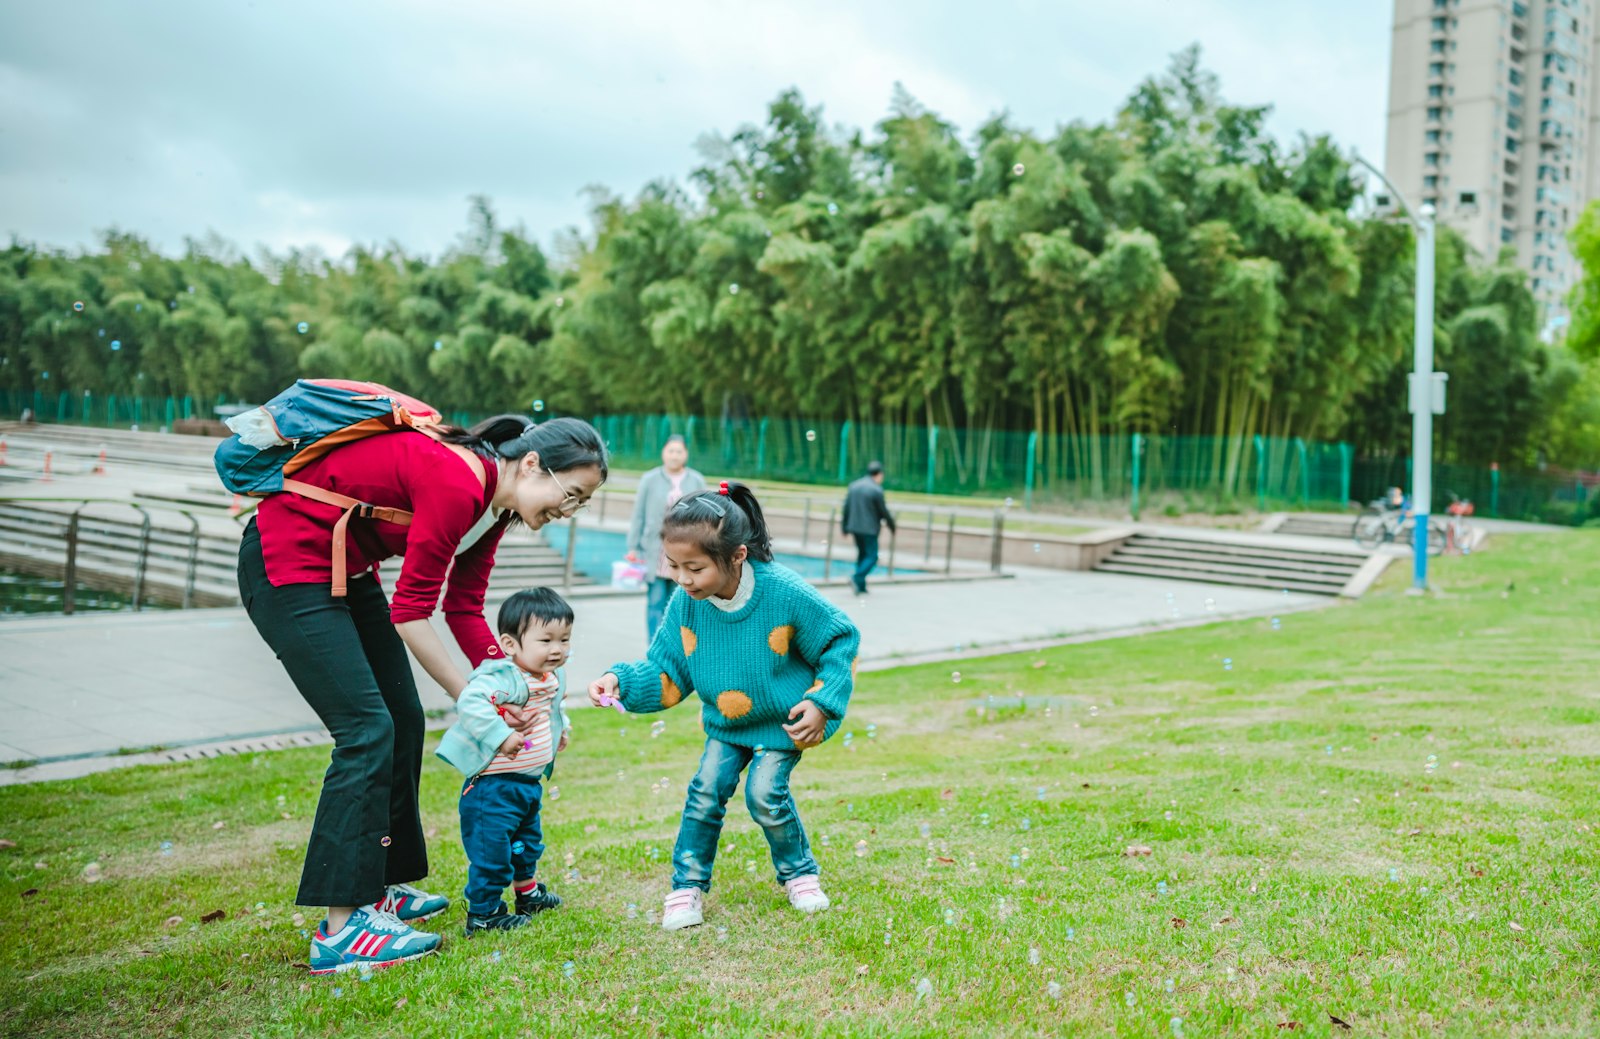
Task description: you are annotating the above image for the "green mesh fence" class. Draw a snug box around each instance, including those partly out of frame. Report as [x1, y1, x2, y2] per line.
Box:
[2, 388, 1590, 524]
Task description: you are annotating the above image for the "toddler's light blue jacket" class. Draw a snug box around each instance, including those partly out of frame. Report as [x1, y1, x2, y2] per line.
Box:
[436, 658, 568, 779]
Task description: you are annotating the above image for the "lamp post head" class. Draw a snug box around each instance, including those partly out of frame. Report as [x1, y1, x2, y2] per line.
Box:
[1419, 203, 1436, 220]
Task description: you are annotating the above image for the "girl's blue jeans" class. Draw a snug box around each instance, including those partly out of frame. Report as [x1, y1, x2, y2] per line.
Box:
[671, 737, 817, 892]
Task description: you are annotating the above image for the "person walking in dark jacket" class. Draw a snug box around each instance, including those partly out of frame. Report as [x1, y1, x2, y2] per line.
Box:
[841, 461, 896, 595]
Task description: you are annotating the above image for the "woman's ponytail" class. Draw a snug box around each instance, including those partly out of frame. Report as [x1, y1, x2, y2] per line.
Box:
[441, 414, 609, 480]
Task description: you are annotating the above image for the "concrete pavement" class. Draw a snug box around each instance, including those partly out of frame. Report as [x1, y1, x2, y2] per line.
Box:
[0, 565, 1328, 781]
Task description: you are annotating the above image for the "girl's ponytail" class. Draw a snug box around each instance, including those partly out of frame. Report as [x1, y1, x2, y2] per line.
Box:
[725, 481, 773, 562]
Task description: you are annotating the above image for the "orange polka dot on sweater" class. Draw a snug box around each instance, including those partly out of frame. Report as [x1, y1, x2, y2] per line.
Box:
[768, 624, 796, 655]
[660, 674, 682, 708]
[717, 690, 753, 718]
[681, 626, 697, 657]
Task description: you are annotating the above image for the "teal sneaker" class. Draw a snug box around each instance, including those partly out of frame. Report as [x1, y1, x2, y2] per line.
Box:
[378, 882, 450, 923]
[309, 905, 441, 975]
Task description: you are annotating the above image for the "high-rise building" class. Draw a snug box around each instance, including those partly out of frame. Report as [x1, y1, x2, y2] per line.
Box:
[1385, 0, 1594, 327]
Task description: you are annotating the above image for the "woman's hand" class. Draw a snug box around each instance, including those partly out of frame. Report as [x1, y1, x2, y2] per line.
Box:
[782, 700, 827, 749]
[588, 672, 621, 708]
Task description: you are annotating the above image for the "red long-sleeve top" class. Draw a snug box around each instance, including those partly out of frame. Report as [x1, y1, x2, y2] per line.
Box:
[255, 430, 511, 666]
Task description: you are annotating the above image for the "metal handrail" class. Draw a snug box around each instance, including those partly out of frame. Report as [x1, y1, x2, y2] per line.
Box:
[0, 496, 204, 614]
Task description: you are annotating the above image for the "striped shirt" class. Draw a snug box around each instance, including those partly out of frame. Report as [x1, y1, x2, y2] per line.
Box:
[479, 669, 562, 776]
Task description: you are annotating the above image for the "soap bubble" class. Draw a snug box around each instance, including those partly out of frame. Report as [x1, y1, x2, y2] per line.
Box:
[562, 960, 576, 978]
[854, 839, 869, 857]
[1157, 880, 1168, 896]
[827, 202, 839, 215]
[73, 301, 84, 312]
[1021, 819, 1031, 831]
[867, 723, 877, 739]
[333, 987, 343, 998]
[160, 841, 173, 855]
[1028, 945, 1040, 965]
[1125, 990, 1136, 1007]
[358, 964, 374, 982]
[1389, 867, 1400, 882]
[110, 340, 121, 350]
[1047, 980, 1062, 999]
[1032, 543, 1041, 553]
[625, 902, 638, 919]
[915, 977, 933, 1001]
[1204, 597, 1216, 612]
[1164, 978, 1175, 993]
[943, 908, 956, 924]
[1036, 787, 1046, 801]
[433, 340, 443, 351]
[717, 926, 729, 941]
[820, 833, 830, 847]
[98, 328, 105, 337]
[1270, 616, 1281, 630]
[1012, 163, 1026, 176]
[1171, 1017, 1184, 1037]
[1065, 926, 1075, 940]
[491, 950, 501, 963]
[805, 429, 817, 442]
[1010, 854, 1021, 868]
[1223, 658, 1233, 671]
[919, 822, 931, 838]
[728, 283, 740, 295]
[951, 671, 962, 683]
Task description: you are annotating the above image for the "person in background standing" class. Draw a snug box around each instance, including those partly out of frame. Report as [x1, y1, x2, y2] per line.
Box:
[628, 434, 707, 639]
[841, 461, 896, 596]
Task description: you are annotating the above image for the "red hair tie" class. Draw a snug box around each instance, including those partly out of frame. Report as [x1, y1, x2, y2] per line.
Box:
[719, 481, 730, 496]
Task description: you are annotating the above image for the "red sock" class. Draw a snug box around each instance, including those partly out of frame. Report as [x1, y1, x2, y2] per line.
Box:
[514, 879, 537, 894]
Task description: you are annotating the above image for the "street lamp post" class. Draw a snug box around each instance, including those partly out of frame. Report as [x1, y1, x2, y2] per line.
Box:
[1353, 154, 1439, 593]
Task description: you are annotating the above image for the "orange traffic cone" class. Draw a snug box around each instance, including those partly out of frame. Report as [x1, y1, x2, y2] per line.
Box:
[41, 450, 53, 483]
[94, 444, 107, 475]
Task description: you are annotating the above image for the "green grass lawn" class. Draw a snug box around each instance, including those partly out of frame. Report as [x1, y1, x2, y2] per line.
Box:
[3, 535, 1598, 1038]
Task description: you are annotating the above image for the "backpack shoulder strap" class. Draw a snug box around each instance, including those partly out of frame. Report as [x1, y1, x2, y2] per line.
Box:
[277, 437, 489, 598]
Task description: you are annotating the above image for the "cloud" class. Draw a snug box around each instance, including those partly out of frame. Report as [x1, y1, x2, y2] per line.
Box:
[0, 0, 1391, 258]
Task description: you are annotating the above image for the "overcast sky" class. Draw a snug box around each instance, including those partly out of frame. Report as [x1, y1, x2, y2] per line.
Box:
[0, 0, 1393, 261]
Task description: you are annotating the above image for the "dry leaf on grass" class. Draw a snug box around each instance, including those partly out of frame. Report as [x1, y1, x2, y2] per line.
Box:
[1329, 1013, 1352, 1030]
[940, 788, 955, 800]
[1277, 1023, 1300, 1031]
[394, 998, 408, 1009]
[936, 856, 956, 864]
[1171, 917, 1187, 929]
[1031, 660, 1047, 669]
[855, 965, 869, 976]
[1510, 921, 1526, 932]
[0, 839, 16, 849]
[201, 909, 226, 924]
[21, 888, 38, 897]
[1124, 845, 1153, 857]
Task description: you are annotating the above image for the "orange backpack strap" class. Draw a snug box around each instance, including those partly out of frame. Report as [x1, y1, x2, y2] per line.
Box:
[279, 439, 487, 597]
[280, 480, 414, 597]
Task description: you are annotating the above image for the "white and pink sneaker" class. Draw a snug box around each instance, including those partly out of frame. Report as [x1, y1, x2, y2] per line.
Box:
[784, 874, 830, 913]
[662, 887, 704, 931]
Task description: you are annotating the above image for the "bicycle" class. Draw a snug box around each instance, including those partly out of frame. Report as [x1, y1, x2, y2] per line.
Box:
[1444, 493, 1475, 554]
[1352, 498, 1445, 554]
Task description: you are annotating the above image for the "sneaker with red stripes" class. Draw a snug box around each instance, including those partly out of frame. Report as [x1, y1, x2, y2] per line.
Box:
[309, 905, 442, 975]
[377, 882, 450, 923]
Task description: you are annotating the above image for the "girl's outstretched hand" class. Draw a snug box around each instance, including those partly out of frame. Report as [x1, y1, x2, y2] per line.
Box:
[588, 672, 622, 709]
[783, 700, 826, 748]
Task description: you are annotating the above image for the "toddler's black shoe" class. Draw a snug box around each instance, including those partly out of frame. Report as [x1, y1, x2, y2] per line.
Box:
[514, 882, 563, 916]
[464, 903, 529, 935]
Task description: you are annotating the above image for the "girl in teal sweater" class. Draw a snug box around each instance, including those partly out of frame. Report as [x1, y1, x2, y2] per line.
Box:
[588, 481, 860, 931]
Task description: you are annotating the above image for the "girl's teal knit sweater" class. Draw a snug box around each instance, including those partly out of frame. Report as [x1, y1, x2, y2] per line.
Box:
[610, 560, 860, 750]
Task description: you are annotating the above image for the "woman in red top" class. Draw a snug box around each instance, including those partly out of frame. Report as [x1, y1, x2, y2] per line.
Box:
[236, 413, 606, 972]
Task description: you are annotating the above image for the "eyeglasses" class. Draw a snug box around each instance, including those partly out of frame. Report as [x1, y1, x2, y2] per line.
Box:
[545, 468, 588, 516]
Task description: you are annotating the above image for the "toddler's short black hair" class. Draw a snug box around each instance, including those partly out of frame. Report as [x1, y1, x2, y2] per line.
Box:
[497, 587, 574, 640]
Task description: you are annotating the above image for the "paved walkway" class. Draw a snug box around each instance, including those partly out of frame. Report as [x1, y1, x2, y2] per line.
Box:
[0, 566, 1327, 778]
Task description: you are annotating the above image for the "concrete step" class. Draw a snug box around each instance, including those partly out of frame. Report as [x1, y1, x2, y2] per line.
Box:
[1095, 559, 1345, 595]
[1094, 531, 1367, 596]
[1275, 516, 1360, 539]
[1114, 544, 1362, 579]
